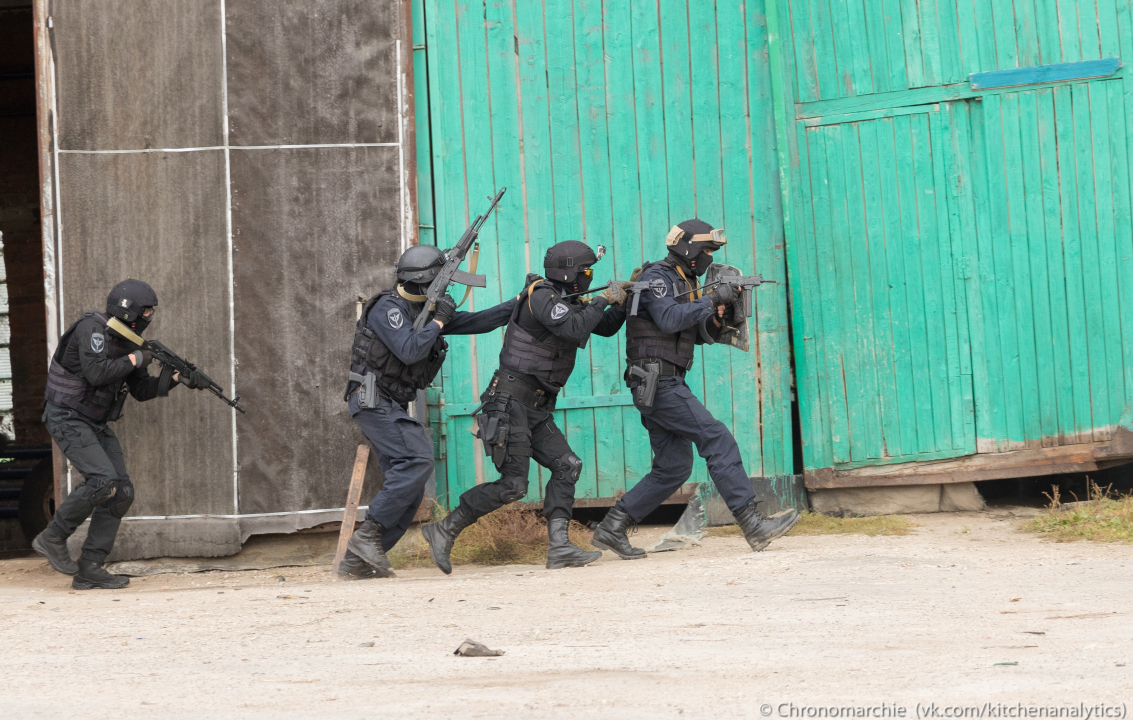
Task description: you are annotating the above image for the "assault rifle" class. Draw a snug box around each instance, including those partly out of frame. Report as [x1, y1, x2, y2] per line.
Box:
[413, 187, 506, 331]
[106, 317, 246, 413]
[674, 274, 777, 317]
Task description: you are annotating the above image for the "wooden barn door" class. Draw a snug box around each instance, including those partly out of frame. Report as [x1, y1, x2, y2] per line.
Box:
[792, 104, 978, 470]
[414, 0, 794, 509]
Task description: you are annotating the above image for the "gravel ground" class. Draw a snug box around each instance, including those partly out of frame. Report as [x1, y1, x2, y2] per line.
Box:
[1, 509, 1130, 719]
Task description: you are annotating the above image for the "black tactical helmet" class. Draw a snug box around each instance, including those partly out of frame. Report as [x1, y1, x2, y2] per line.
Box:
[666, 218, 726, 276]
[106, 279, 158, 323]
[543, 240, 599, 284]
[396, 244, 445, 285]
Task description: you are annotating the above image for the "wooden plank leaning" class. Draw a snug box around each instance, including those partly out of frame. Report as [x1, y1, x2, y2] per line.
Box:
[332, 445, 370, 576]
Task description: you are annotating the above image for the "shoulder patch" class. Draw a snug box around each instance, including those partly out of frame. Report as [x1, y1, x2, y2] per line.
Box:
[386, 307, 404, 329]
[550, 303, 570, 321]
[651, 283, 668, 298]
[90, 332, 105, 353]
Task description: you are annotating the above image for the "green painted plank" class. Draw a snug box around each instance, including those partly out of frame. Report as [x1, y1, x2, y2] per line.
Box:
[1073, 82, 1111, 436]
[414, 0, 436, 248]
[827, 0, 864, 97]
[1054, 84, 1091, 438]
[1056, 0, 1082, 63]
[844, 0, 873, 94]
[943, 101, 979, 453]
[879, 0, 909, 91]
[1037, 87, 1076, 442]
[516, 1, 555, 261]
[858, 0, 890, 94]
[840, 122, 884, 459]
[811, 0, 840, 99]
[876, 117, 919, 457]
[857, 119, 902, 458]
[972, 0, 998, 71]
[1016, 90, 1059, 443]
[953, 0, 981, 74]
[999, 92, 1042, 446]
[797, 125, 833, 468]
[1090, 81, 1124, 429]
[717, 0, 765, 475]
[1013, 0, 1040, 67]
[989, 0, 1018, 69]
[933, 0, 961, 83]
[893, 114, 936, 453]
[1033, 0, 1061, 64]
[749, 0, 792, 474]
[910, 111, 952, 451]
[1107, 78, 1133, 415]
[811, 127, 852, 463]
[788, 0, 821, 102]
[916, 0, 942, 86]
[1097, 0, 1121, 59]
[900, 0, 926, 88]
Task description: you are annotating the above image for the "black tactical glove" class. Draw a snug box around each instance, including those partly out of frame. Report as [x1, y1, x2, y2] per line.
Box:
[180, 368, 209, 390]
[600, 282, 628, 306]
[707, 281, 739, 306]
[134, 350, 154, 370]
[433, 294, 457, 326]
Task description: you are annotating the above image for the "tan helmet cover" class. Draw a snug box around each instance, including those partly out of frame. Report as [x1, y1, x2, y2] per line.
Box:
[665, 225, 727, 247]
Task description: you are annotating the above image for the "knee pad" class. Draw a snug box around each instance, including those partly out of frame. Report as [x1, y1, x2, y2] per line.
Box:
[107, 479, 134, 519]
[551, 452, 583, 484]
[74, 478, 116, 506]
[498, 476, 529, 504]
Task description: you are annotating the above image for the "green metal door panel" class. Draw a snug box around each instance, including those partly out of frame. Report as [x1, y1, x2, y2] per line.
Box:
[781, 0, 1125, 103]
[793, 106, 977, 470]
[416, 0, 794, 510]
[968, 79, 1133, 450]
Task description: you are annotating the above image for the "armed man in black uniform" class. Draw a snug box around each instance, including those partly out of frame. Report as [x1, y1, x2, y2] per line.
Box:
[32, 280, 209, 590]
[590, 219, 800, 559]
[420, 241, 627, 572]
[340, 244, 518, 579]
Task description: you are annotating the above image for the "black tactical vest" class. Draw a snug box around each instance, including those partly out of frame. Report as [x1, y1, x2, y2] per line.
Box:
[347, 290, 448, 405]
[497, 280, 585, 391]
[625, 260, 699, 371]
[44, 312, 133, 422]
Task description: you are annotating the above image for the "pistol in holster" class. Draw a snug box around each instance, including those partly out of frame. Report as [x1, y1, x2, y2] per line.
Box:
[628, 362, 660, 408]
[348, 371, 379, 410]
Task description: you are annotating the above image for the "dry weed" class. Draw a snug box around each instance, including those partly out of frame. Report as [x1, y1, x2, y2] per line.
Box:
[707, 510, 913, 538]
[1026, 478, 1133, 543]
[389, 503, 596, 570]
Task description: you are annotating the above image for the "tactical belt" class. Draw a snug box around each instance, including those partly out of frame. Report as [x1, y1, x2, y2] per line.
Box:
[628, 357, 688, 377]
[488, 370, 556, 410]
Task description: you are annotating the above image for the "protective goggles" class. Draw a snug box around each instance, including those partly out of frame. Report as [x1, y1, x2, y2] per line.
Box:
[666, 226, 727, 247]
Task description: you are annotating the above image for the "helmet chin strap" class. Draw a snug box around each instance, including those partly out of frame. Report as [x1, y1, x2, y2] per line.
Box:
[397, 284, 428, 302]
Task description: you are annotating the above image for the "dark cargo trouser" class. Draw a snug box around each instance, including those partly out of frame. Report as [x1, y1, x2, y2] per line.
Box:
[617, 376, 756, 522]
[458, 393, 579, 522]
[43, 402, 135, 564]
[350, 393, 433, 551]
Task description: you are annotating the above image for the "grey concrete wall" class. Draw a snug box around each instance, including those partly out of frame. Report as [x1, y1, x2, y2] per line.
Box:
[44, 0, 408, 554]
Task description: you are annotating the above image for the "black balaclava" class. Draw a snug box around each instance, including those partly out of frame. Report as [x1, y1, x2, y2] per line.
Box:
[106, 279, 159, 334]
[544, 240, 599, 295]
[667, 218, 721, 277]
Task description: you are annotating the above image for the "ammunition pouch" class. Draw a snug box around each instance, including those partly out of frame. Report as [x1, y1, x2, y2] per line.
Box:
[475, 409, 512, 470]
[486, 371, 556, 410]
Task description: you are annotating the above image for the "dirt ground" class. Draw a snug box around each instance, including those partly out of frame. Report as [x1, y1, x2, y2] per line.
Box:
[1, 509, 1130, 719]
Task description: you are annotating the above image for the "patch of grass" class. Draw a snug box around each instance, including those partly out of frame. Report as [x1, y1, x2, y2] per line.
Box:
[1025, 480, 1133, 543]
[389, 503, 596, 570]
[707, 510, 914, 538]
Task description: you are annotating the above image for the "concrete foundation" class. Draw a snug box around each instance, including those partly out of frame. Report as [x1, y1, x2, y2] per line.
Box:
[808, 482, 986, 516]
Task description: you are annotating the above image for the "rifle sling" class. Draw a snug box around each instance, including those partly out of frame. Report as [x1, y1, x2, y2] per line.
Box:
[456, 242, 480, 308]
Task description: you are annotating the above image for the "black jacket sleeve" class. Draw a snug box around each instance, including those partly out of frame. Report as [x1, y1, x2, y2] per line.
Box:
[528, 287, 610, 344]
[636, 266, 715, 333]
[125, 368, 165, 401]
[75, 318, 138, 387]
[592, 302, 627, 337]
[442, 297, 518, 336]
[369, 296, 444, 365]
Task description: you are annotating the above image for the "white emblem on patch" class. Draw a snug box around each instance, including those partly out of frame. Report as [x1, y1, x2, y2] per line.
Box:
[550, 303, 570, 321]
[387, 308, 404, 329]
[119, 298, 129, 308]
[91, 333, 105, 353]
[652, 283, 668, 298]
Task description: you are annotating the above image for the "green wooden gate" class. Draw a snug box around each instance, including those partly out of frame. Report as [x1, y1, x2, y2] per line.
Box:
[772, 0, 1133, 482]
[413, 0, 794, 509]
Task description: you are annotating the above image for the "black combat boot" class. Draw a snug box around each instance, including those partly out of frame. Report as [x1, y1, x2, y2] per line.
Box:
[72, 559, 129, 590]
[338, 549, 395, 580]
[345, 520, 394, 575]
[420, 505, 476, 575]
[590, 507, 646, 560]
[735, 502, 800, 552]
[32, 523, 78, 576]
[545, 518, 602, 569]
